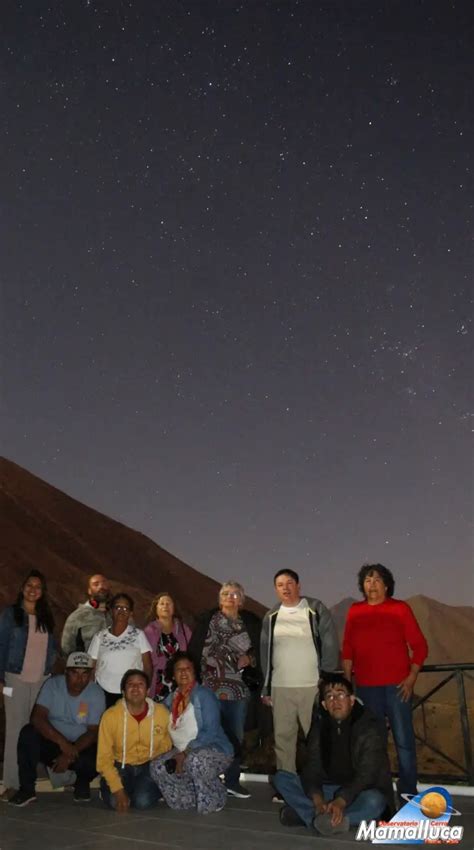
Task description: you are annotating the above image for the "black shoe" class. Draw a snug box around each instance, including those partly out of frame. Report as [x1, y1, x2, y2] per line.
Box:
[226, 783, 251, 799]
[73, 783, 91, 802]
[9, 789, 37, 807]
[279, 804, 306, 827]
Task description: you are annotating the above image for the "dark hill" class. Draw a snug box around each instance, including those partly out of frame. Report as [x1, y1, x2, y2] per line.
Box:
[0, 457, 265, 629]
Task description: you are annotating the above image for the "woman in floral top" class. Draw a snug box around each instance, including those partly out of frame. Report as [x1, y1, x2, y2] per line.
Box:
[188, 581, 261, 799]
[88, 593, 152, 707]
[144, 592, 192, 702]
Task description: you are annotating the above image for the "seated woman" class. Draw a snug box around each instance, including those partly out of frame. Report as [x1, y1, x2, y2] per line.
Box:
[144, 592, 192, 702]
[150, 652, 233, 815]
[88, 593, 152, 707]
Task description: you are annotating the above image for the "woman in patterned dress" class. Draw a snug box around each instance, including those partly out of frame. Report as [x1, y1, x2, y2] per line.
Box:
[144, 592, 192, 703]
[88, 593, 152, 708]
[150, 652, 233, 814]
[188, 581, 262, 798]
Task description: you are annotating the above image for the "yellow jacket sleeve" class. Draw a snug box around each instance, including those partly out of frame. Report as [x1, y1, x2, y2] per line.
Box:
[96, 711, 123, 794]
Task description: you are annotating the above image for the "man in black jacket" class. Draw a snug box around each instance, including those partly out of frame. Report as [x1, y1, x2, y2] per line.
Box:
[273, 673, 394, 836]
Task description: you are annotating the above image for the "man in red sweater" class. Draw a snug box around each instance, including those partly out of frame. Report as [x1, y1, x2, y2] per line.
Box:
[342, 564, 428, 801]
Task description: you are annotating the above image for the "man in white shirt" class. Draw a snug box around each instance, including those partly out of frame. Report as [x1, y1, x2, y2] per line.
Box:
[260, 570, 339, 774]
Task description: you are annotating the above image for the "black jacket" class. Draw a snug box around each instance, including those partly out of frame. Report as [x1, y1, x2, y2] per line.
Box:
[302, 700, 395, 814]
[188, 607, 262, 676]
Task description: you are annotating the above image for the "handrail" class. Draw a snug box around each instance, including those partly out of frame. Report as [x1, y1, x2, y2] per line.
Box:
[413, 662, 473, 784]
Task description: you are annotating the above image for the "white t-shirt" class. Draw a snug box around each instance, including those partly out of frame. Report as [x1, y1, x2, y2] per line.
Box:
[88, 625, 151, 693]
[271, 599, 319, 688]
[169, 702, 198, 752]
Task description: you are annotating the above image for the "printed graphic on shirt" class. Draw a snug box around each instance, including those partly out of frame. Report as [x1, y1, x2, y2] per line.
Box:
[77, 701, 89, 722]
[100, 627, 142, 650]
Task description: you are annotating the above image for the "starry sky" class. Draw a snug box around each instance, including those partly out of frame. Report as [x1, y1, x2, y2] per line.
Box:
[2, 0, 472, 609]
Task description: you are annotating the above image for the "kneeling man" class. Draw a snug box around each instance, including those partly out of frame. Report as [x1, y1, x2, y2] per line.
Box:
[10, 652, 105, 806]
[97, 669, 171, 812]
[274, 673, 394, 836]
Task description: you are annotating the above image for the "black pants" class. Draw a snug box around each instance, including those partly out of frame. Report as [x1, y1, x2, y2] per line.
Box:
[18, 723, 97, 794]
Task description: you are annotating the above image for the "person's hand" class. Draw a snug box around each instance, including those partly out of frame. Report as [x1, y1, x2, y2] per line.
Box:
[326, 797, 346, 826]
[397, 672, 417, 702]
[237, 654, 251, 669]
[51, 753, 72, 773]
[261, 695, 272, 707]
[175, 752, 187, 774]
[60, 740, 78, 761]
[113, 789, 130, 813]
[312, 794, 327, 815]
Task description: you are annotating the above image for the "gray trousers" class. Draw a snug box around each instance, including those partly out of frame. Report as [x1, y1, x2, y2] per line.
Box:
[2, 673, 48, 790]
[271, 685, 318, 774]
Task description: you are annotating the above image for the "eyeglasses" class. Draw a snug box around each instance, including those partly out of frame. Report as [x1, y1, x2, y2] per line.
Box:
[221, 592, 240, 599]
[324, 692, 350, 702]
[113, 605, 130, 612]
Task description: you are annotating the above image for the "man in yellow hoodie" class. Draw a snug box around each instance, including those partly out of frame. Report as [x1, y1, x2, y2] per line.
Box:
[97, 668, 171, 811]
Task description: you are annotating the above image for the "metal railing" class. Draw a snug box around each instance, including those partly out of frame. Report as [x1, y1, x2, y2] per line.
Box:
[413, 663, 474, 784]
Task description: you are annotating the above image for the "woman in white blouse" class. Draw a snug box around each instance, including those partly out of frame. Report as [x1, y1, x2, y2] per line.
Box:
[88, 593, 152, 707]
[150, 652, 233, 814]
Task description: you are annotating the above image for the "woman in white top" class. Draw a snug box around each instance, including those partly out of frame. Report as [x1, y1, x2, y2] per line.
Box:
[88, 593, 152, 708]
[150, 652, 233, 815]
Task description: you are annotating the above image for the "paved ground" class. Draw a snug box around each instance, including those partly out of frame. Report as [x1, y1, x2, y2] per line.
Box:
[0, 781, 473, 850]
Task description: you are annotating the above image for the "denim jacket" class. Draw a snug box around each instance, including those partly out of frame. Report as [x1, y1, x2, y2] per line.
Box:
[0, 606, 56, 682]
[165, 684, 233, 755]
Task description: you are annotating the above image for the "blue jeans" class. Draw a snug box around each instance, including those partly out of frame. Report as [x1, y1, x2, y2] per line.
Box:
[219, 698, 248, 787]
[100, 761, 161, 810]
[273, 771, 386, 828]
[357, 685, 416, 797]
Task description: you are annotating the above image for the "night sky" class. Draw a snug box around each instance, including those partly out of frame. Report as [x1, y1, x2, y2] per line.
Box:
[2, 1, 472, 609]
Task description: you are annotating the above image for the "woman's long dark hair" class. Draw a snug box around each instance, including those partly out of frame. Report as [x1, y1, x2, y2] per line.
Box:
[13, 569, 55, 634]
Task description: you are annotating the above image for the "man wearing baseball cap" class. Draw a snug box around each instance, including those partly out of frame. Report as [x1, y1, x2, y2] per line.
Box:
[9, 653, 106, 807]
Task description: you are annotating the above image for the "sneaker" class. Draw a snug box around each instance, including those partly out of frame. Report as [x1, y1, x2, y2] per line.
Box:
[73, 783, 91, 802]
[279, 804, 305, 827]
[272, 792, 284, 803]
[313, 812, 350, 836]
[47, 766, 77, 789]
[226, 783, 251, 799]
[9, 789, 37, 807]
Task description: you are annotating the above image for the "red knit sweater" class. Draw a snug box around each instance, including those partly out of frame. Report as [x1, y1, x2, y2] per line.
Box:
[342, 598, 428, 687]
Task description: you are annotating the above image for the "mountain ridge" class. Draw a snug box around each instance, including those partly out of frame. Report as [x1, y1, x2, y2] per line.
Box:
[1, 457, 472, 685]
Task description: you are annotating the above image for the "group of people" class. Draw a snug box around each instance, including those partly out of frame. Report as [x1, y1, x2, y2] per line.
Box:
[0, 562, 428, 836]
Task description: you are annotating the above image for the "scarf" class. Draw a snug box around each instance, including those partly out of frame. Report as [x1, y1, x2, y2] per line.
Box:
[171, 683, 195, 728]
